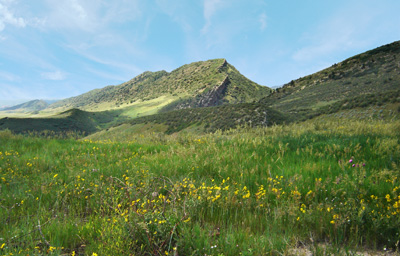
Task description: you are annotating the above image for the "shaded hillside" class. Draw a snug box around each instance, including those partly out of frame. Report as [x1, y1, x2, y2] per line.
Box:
[47, 59, 271, 113]
[260, 40, 400, 117]
[0, 108, 128, 135]
[127, 103, 290, 134]
[3, 99, 49, 112]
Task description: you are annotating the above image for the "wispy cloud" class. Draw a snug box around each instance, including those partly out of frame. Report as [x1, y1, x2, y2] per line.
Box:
[0, 0, 26, 32]
[201, 0, 225, 34]
[293, 21, 358, 62]
[292, 2, 388, 63]
[0, 70, 20, 81]
[155, 0, 196, 33]
[41, 70, 67, 81]
[0, 83, 30, 99]
[259, 12, 267, 31]
[41, 0, 141, 33]
[66, 42, 144, 75]
[42, 0, 97, 32]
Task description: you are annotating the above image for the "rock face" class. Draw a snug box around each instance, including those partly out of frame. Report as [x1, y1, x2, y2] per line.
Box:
[197, 76, 229, 107]
[173, 76, 230, 109]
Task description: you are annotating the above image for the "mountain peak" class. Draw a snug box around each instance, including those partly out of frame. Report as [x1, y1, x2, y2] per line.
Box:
[47, 59, 271, 114]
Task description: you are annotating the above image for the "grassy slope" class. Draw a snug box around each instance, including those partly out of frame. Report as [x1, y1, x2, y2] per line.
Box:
[129, 103, 290, 134]
[260, 40, 400, 118]
[2, 100, 49, 112]
[1, 42, 399, 137]
[1, 118, 399, 255]
[46, 59, 271, 115]
[89, 103, 288, 140]
[85, 40, 400, 136]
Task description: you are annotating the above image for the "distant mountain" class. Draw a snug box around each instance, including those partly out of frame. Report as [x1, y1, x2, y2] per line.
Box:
[3, 99, 49, 112]
[47, 59, 272, 113]
[260, 40, 400, 119]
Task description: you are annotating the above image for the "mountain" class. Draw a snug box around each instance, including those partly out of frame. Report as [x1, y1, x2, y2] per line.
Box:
[1, 42, 399, 136]
[46, 59, 272, 114]
[3, 99, 49, 112]
[88, 41, 399, 136]
[260, 40, 400, 119]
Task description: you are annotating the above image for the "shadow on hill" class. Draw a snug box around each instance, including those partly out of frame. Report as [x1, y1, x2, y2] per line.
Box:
[0, 108, 129, 136]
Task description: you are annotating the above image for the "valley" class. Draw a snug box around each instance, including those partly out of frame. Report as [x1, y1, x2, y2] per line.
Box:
[0, 41, 399, 255]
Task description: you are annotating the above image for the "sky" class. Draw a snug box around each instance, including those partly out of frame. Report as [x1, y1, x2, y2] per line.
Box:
[0, 0, 400, 105]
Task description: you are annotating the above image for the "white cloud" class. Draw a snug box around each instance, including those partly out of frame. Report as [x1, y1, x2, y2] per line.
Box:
[0, 83, 30, 100]
[41, 70, 67, 81]
[155, 0, 194, 32]
[259, 12, 267, 31]
[0, 70, 20, 81]
[66, 42, 144, 75]
[201, 0, 225, 34]
[42, 0, 141, 32]
[43, 0, 95, 32]
[0, 0, 26, 32]
[292, 2, 393, 63]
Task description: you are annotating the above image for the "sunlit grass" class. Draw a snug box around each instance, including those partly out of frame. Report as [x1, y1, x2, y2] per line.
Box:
[1, 118, 399, 255]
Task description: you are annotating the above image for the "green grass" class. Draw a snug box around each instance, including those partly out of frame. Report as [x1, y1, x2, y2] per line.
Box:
[1, 118, 400, 255]
[119, 95, 180, 118]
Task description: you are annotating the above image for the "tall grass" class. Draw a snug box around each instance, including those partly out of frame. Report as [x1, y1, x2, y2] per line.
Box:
[1, 119, 399, 255]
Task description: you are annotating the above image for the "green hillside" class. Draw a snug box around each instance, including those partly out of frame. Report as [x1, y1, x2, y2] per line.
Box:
[260, 40, 400, 119]
[46, 59, 271, 114]
[1, 41, 399, 136]
[86, 103, 290, 140]
[2, 99, 49, 113]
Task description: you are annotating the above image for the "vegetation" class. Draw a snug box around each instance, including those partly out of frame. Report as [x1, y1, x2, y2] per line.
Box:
[2, 100, 49, 113]
[128, 103, 291, 134]
[46, 59, 271, 114]
[1, 41, 399, 136]
[1, 40, 400, 255]
[316, 89, 400, 117]
[260, 41, 400, 115]
[1, 117, 399, 255]
[0, 103, 291, 136]
[0, 109, 129, 136]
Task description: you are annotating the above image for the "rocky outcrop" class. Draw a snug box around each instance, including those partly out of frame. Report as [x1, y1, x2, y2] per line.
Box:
[217, 59, 228, 72]
[197, 76, 229, 107]
[173, 76, 230, 110]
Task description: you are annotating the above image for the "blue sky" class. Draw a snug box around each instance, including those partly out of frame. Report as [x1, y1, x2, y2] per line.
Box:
[0, 0, 399, 104]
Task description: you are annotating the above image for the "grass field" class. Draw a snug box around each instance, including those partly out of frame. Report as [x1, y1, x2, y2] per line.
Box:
[1, 118, 400, 255]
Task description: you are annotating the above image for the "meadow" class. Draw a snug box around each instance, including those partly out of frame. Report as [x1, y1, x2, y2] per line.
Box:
[1, 118, 400, 255]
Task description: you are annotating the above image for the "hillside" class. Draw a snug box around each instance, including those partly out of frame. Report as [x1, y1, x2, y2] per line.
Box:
[1, 42, 399, 136]
[0, 108, 128, 136]
[2, 99, 49, 112]
[260, 40, 400, 118]
[87, 103, 291, 139]
[87, 41, 400, 136]
[46, 59, 271, 114]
